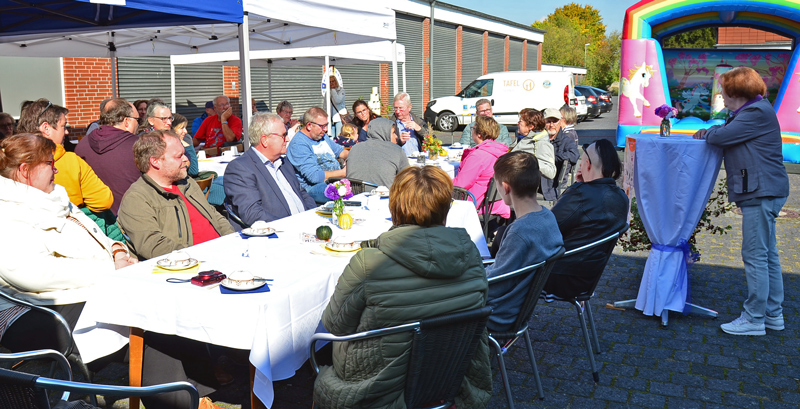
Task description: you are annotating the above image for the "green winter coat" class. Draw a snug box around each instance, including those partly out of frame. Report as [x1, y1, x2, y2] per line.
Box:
[314, 224, 492, 409]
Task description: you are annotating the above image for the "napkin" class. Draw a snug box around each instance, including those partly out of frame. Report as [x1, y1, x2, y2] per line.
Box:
[239, 232, 278, 239]
[220, 284, 270, 294]
[152, 264, 201, 275]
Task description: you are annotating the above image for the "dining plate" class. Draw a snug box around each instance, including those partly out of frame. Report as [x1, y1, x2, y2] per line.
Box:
[220, 279, 266, 291]
[370, 189, 390, 197]
[156, 258, 199, 270]
[241, 226, 277, 236]
[324, 241, 361, 252]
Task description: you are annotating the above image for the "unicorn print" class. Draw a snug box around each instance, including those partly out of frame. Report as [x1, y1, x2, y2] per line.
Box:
[681, 84, 710, 113]
[621, 62, 654, 117]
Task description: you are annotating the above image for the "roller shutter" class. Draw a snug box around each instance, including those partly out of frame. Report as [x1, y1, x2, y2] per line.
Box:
[487, 33, 504, 74]
[526, 42, 539, 71]
[251, 65, 323, 118]
[390, 14, 424, 110]
[461, 27, 484, 86]
[336, 64, 381, 112]
[431, 21, 457, 99]
[117, 56, 223, 133]
[508, 38, 523, 71]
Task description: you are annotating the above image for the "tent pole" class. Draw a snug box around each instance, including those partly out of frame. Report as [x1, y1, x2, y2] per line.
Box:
[238, 12, 253, 149]
[325, 56, 331, 136]
[109, 32, 118, 98]
[268, 61, 272, 111]
[391, 41, 399, 98]
[170, 61, 176, 112]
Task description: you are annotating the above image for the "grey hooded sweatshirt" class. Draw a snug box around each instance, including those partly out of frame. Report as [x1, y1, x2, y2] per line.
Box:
[345, 117, 409, 187]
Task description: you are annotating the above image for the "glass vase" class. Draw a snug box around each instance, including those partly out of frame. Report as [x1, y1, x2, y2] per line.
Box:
[428, 149, 438, 160]
[331, 199, 344, 224]
[660, 118, 671, 137]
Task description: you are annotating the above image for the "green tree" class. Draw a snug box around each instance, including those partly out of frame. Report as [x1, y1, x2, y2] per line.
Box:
[534, 14, 589, 67]
[587, 30, 621, 89]
[662, 27, 717, 49]
[550, 3, 607, 44]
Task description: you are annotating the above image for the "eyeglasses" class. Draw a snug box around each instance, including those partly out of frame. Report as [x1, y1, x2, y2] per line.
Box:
[267, 132, 288, 141]
[154, 116, 174, 122]
[127, 116, 140, 121]
[311, 122, 328, 129]
[355, 109, 370, 115]
[477, 108, 492, 115]
[36, 101, 53, 122]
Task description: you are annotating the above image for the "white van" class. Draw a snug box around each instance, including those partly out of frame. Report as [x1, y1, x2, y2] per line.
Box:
[424, 71, 576, 131]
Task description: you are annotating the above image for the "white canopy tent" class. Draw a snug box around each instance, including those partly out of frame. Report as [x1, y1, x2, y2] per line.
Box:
[169, 40, 407, 131]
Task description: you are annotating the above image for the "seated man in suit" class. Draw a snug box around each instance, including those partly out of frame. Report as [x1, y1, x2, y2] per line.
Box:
[224, 112, 316, 229]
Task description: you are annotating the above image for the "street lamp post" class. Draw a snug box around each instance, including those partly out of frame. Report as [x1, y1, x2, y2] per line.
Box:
[584, 43, 591, 67]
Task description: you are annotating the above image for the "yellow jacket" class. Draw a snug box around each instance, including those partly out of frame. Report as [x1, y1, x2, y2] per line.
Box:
[53, 144, 113, 212]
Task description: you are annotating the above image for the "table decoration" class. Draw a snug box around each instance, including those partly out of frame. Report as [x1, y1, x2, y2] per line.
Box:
[654, 104, 678, 137]
[422, 135, 444, 159]
[324, 178, 354, 224]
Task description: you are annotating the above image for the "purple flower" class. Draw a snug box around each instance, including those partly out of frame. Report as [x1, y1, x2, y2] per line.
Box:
[324, 184, 339, 200]
[654, 104, 677, 119]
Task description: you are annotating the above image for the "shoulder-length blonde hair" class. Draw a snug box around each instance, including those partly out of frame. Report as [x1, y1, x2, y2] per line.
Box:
[389, 166, 453, 227]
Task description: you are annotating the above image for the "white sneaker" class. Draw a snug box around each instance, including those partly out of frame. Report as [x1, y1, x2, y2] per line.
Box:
[720, 314, 766, 336]
[765, 314, 785, 331]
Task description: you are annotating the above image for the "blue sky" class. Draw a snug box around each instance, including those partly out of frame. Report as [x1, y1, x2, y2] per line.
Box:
[446, 0, 640, 34]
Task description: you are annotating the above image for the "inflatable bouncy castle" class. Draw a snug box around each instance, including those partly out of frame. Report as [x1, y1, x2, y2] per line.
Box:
[617, 0, 800, 162]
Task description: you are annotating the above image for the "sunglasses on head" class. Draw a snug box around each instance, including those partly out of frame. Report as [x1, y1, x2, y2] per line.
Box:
[582, 143, 592, 165]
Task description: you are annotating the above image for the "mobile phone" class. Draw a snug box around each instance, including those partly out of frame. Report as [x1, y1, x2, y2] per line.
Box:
[343, 201, 361, 207]
[191, 270, 226, 287]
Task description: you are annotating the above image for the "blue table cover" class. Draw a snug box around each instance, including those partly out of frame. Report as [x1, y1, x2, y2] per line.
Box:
[632, 135, 723, 316]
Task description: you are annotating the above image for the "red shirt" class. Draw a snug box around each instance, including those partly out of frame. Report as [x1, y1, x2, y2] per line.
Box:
[194, 115, 243, 149]
[164, 185, 220, 245]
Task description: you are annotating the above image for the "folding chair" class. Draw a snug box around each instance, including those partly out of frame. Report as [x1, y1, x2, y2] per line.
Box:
[310, 306, 492, 409]
[194, 174, 215, 199]
[484, 248, 564, 408]
[545, 225, 628, 383]
[452, 187, 477, 207]
[223, 201, 249, 230]
[0, 350, 199, 409]
[477, 178, 503, 243]
[325, 177, 379, 195]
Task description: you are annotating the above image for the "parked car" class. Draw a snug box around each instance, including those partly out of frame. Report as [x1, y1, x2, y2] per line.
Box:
[575, 85, 611, 117]
[573, 89, 589, 122]
[586, 85, 614, 112]
[424, 71, 576, 131]
[575, 88, 599, 119]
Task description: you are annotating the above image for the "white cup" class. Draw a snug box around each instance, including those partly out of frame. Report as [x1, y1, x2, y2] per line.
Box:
[197, 150, 207, 160]
[230, 146, 239, 155]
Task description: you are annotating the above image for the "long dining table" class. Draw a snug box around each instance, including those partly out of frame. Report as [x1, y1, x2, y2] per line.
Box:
[73, 193, 489, 408]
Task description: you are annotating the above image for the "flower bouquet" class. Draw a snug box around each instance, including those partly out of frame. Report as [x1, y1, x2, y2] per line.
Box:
[324, 179, 354, 225]
[422, 135, 444, 159]
[654, 104, 678, 137]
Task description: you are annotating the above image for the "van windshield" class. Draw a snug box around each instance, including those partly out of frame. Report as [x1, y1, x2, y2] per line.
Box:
[459, 79, 493, 98]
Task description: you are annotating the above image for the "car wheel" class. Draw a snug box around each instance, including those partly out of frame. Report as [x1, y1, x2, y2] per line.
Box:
[435, 112, 458, 132]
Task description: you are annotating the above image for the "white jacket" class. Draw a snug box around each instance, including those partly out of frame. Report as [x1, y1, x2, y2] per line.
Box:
[0, 176, 119, 309]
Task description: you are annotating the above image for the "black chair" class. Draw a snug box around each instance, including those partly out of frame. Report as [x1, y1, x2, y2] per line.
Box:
[477, 178, 503, 242]
[0, 350, 199, 409]
[484, 248, 565, 407]
[545, 225, 628, 383]
[223, 201, 249, 230]
[552, 159, 571, 200]
[452, 186, 477, 207]
[325, 177, 379, 195]
[310, 306, 492, 409]
[0, 292, 94, 397]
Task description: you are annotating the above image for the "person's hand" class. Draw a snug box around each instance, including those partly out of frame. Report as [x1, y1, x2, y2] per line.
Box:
[693, 129, 707, 139]
[575, 167, 584, 183]
[221, 107, 233, 122]
[403, 120, 421, 132]
[114, 253, 137, 269]
[400, 130, 411, 144]
[289, 119, 299, 127]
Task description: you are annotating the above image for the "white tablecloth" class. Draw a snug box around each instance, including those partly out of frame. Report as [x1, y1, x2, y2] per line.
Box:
[73, 194, 488, 407]
[632, 135, 722, 316]
[197, 155, 234, 176]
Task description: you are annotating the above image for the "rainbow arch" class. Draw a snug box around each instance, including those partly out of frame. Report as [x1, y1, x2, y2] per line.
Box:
[617, 0, 800, 162]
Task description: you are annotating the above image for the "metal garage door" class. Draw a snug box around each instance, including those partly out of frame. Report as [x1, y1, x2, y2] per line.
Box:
[431, 21, 457, 99]
[487, 33, 505, 74]
[389, 14, 424, 110]
[461, 27, 484, 87]
[508, 38, 523, 71]
[251, 65, 323, 118]
[336, 64, 381, 112]
[526, 42, 539, 71]
[117, 56, 223, 132]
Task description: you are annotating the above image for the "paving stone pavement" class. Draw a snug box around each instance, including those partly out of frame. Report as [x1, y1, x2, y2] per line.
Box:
[13, 172, 800, 409]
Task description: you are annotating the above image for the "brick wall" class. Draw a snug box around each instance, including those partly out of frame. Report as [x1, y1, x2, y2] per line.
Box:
[718, 27, 790, 44]
[380, 63, 389, 114]
[522, 40, 528, 70]
[504, 36, 510, 71]
[223, 65, 241, 117]
[456, 26, 463, 93]
[482, 31, 489, 75]
[63, 57, 116, 139]
[422, 18, 431, 108]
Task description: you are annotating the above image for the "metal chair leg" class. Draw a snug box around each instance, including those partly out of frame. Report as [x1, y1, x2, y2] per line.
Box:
[572, 300, 599, 383]
[522, 330, 544, 400]
[67, 353, 98, 406]
[488, 336, 515, 409]
[583, 299, 601, 354]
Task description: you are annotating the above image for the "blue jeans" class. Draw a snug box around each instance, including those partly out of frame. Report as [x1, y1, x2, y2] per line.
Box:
[740, 196, 787, 323]
[307, 182, 329, 204]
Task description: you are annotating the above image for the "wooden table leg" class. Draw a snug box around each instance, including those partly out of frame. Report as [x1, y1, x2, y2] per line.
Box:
[250, 363, 266, 409]
[129, 327, 144, 409]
